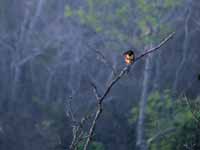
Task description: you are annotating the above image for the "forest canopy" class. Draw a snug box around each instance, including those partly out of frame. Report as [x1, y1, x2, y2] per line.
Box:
[0, 0, 199, 150]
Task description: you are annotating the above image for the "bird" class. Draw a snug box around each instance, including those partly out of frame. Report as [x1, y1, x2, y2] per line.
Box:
[123, 50, 135, 65]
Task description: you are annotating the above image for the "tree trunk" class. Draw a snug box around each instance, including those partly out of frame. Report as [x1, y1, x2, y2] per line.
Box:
[45, 71, 55, 101]
[136, 48, 152, 150]
[11, 66, 21, 101]
[153, 51, 161, 90]
[173, 8, 191, 92]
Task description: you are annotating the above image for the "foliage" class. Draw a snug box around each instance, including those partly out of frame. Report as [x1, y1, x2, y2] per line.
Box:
[65, 5, 73, 17]
[30, 97, 72, 148]
[1, 0, 198, 150]
[64, 0, 185, 52]
[135, 0, 184, 46]
[129, 90, 200, 150]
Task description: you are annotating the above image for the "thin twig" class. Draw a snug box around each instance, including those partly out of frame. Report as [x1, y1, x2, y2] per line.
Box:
[67, 96, 76, 122]
[67, 96, 79, 150]
[135, 32, 175, 62]
[90, 82, 101, 100]
[69, 116, 89, 150]
[184, 96, 200, 124]
[147, 127, 176, 144]
[68, 102, 93, 150]
[83, 32, 175, 150]
[95, 50, 116, 76]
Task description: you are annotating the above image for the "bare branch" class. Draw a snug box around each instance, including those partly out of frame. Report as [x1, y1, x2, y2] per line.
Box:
[17, 50, 43, 67]
[69, 114, 93, 150]
[90, 82, 101, 100]
[66, 96, 80, 150]
[95, 50, 116, 74]
[66, 96, 76, 122]
[83, 102, 103, 150]
[68, 96, 93, 150]
[135, 32, 175, 62]
[83, 32, 175, 150]
[147, 127, 176, 144]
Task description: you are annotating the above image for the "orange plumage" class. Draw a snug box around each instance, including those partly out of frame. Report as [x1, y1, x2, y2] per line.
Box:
[123, 50, 135, 65]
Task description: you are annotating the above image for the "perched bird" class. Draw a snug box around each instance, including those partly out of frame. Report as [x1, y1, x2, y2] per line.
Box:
[123, 50, 135, 65]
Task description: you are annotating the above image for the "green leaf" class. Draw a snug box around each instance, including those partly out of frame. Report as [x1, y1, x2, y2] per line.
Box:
[65, 5, 73, 17]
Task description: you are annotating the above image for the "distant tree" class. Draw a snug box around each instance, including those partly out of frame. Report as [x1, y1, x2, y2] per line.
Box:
[129, 90, 200, 150]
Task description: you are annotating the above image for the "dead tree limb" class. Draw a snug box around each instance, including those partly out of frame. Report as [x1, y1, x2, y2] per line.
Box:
[69, 117, 89, 150]
[66, 96, 92, 150]
[90, 82, 101, 100]
[94, 50, 116, 75]
[135, 32, 175, 62]
[83, 32, 175, 150]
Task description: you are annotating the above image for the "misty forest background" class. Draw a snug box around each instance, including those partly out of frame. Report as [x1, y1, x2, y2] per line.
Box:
[0, 0, 200, 150]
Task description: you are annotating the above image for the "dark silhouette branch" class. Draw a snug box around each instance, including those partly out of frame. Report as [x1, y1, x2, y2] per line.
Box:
[90, 82, 101, 100]
[135, 32, 175, 62]
[83, 32, 175, 150]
